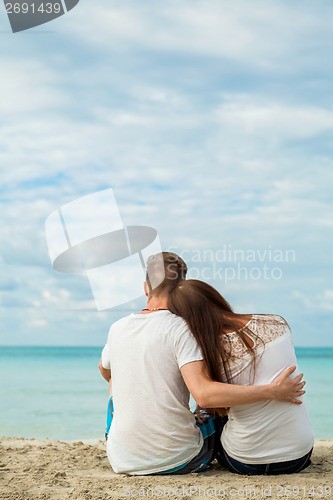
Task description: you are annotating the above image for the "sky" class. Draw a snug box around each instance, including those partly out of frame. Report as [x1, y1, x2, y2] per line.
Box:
[0, 0, 332, 347]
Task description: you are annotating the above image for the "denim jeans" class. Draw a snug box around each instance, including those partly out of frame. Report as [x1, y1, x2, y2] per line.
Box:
[217, 445, 313, 475]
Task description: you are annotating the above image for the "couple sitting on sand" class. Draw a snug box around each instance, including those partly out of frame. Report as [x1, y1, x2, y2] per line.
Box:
[99, 252, 313, 476]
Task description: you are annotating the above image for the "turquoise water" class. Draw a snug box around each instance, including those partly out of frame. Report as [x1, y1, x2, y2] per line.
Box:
[295, 347, 333, 439]
[0, 346, 332, 440]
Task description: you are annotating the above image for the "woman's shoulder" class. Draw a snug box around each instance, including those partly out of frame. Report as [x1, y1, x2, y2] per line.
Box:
[252, 314, 291, 343]
[225, 314, 289, 334]
[253, 313, 289, 325]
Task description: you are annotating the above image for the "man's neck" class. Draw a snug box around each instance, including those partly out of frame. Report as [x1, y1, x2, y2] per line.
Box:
[140, 295, 169, 314]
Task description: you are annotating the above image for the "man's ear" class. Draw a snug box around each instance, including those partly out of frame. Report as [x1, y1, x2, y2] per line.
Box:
[143, 282, 149, 297]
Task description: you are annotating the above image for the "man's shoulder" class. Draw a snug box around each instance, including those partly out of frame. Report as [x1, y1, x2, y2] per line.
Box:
[157, 311, 190, 331]
[108, 313, 135, 331]
[161, 313, 196, 344]
[108, 311, 191, 337]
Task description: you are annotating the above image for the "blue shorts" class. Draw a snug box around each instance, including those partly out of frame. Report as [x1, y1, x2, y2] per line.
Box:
[104, 397, 223, 474]
[156, 416, 221, 475]
[105, 396, 114, 441]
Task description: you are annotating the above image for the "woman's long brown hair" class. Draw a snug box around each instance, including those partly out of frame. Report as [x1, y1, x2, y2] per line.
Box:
[168, 279, 260, 414]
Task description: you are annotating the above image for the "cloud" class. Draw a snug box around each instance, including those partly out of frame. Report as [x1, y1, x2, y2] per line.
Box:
[0, 0, 332, 345]
[215, 99, 333, 141]
[292, 290, 333, 312]
[61, 0, 333, 70]
[0, 58, 68, 118]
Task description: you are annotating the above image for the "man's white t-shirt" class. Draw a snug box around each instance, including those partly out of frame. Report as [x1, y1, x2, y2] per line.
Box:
[101, 310, 204, 475]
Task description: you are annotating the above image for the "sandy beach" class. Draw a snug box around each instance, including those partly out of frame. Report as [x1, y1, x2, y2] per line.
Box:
[0, 438, 331, 500]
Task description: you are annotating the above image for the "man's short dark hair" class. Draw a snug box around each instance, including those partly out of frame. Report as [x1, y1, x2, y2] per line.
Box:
[146, 252, 187, 297]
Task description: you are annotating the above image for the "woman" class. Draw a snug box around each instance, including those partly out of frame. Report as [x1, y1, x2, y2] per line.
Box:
[168, 279, 314, 475]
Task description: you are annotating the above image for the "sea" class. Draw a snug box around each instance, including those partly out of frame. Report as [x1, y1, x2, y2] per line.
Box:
[0, 346, 332, 440]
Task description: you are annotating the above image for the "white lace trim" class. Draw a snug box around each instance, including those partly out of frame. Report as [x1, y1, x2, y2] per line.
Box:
[222, 314, 290, 361]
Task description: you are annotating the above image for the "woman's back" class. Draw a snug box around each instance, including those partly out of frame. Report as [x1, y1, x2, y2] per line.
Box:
[221, 314, 314, 464]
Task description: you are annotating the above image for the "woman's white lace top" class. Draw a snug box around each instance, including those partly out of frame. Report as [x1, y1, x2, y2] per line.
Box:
[221, 314, 314, 464]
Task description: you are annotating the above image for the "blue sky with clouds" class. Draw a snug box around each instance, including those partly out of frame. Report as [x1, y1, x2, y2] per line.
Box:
[0, 0, 332, 346]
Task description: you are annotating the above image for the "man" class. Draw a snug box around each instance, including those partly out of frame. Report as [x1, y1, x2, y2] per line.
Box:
[99, 252, 305, 475]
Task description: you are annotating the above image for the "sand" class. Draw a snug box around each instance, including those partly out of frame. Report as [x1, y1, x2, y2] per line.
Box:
[0, 438, 331, 500]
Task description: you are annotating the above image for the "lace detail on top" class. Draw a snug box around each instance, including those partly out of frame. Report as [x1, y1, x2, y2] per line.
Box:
[222, 314, 290, 360]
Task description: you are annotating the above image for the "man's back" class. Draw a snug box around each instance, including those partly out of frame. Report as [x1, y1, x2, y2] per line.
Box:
[101, 310, 203, 475]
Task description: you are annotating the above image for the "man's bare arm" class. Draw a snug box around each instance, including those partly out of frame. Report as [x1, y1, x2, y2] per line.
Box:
[98, 357, 111, 382]
[181, 361, 306, 408]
